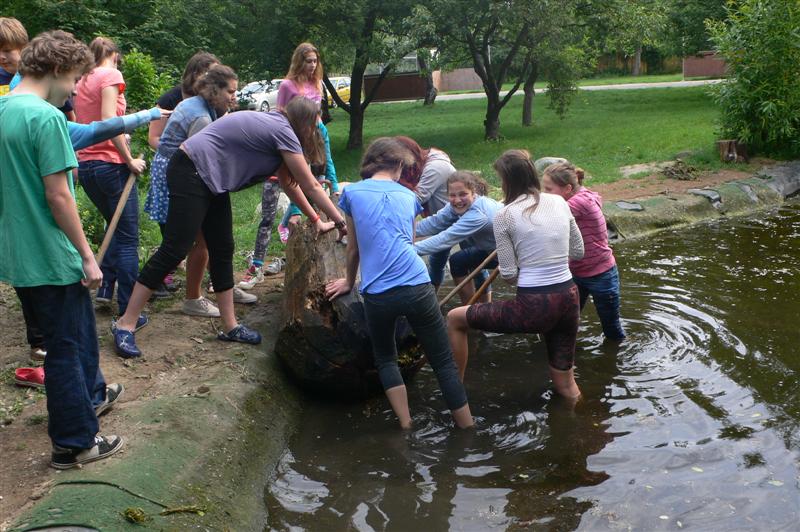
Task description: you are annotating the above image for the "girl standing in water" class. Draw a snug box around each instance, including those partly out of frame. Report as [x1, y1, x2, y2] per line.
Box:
[447, 150, 584, 399]
[325, 137, 474, 430]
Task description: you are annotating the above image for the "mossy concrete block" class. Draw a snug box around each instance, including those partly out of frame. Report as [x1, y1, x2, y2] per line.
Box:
[714, 178, 783, 215]
[604, 194, 717, 240]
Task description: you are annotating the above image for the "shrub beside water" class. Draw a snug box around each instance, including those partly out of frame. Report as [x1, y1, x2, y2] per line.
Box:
[708, 0, 800, 156]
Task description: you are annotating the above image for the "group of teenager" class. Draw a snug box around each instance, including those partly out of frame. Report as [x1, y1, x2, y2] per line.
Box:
[0, 18, 624, 468]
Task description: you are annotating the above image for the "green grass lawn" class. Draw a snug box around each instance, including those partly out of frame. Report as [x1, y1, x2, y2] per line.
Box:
[81, 86, 731, 270]
[326, 86, 726, 188]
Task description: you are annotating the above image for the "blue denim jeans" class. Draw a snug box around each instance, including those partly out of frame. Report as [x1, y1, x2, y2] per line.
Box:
[573, 265, 625, 340]
[79, 160, 139, 315]
[15, 283, 106, 449]
[362, 283, 468, 411]
[427, 246, 488, 290]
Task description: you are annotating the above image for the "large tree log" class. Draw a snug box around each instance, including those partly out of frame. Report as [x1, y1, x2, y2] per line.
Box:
[275, 221, 426, 398]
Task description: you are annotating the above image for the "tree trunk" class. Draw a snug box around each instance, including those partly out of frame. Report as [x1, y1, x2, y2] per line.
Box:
[347, 106, 365, 150]
[522, 62, 538, 127]
[484, 101, 501, 140]
[346, 57, 367, 150]
[418, 52, 438, 106]
[276, 220, 425, 397]
[632, 45, 642, 76]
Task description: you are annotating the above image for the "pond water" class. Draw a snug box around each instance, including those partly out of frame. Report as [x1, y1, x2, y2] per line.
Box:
[265, 201, 800, 531]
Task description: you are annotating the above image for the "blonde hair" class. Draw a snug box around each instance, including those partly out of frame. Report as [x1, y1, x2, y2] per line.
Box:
[543, 162, 586, 189]
[0, 17, 28, 49]
[286, 42, 323, 92]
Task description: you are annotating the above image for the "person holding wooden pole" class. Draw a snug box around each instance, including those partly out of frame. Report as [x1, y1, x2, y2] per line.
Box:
[446, 150, 585, 401]
[414, 171, 501, 305]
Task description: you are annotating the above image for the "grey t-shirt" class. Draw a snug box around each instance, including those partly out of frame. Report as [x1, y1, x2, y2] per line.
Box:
[415, 149, 455, 215]
[183, 111, 302, 193]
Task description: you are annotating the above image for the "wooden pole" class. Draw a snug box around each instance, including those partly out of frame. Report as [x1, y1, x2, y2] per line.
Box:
[466, 266, 500, 305]
[438, 250, 498, 307]
[96, 158, 141, 265]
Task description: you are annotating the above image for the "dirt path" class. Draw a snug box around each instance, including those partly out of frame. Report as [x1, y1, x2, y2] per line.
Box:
[0, 274, 285, 528]
[590, 166, 763, 202]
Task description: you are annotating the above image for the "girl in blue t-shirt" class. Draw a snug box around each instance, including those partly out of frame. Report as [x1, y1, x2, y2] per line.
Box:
[325, 137, 474, 430]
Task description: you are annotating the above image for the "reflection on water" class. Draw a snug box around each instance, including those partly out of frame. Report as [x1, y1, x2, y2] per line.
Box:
[266, 201, 800, 531]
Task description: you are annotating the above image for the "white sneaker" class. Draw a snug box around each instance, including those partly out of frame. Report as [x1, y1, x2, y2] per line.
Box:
[182, 297, 221, 317]
[238, 266, 264, 290]
[233, 287, 257, 304]
[265, 257, 286, 275]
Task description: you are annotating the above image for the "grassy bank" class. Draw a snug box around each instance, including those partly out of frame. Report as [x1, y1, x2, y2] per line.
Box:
[326, 86, 721, 185]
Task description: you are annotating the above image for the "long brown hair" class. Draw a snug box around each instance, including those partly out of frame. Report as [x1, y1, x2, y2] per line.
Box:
[195, 64, 237, 107]
[282, 97, 324, 167]
[360, 137, 417, 180]
[494, 149, 540, 215]
[286, 42, 323, 92]
[183, 51, 220, 97]
[395, 136, 429, 190]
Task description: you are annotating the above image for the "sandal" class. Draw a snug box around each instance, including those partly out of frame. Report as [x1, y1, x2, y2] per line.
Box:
[15, 367, 45, 389]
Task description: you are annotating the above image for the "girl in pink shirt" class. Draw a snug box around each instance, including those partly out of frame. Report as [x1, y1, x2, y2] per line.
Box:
[74, 37, 147, 329]
[542, 162, 625, 340]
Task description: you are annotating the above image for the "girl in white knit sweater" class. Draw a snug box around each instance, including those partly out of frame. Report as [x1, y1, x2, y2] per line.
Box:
[446, 150, 584, 400]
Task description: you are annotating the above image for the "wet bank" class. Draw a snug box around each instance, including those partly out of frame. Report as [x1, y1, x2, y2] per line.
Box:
[7, 296, 302, 531]
[604, 161, 800, 240]
[265, 200, 800, 530]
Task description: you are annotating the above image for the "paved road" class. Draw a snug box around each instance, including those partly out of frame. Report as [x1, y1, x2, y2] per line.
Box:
[385, 79, 722, 104]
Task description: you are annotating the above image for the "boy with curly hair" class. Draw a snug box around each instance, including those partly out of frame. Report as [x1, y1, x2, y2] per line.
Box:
[0, 30, 125, 469]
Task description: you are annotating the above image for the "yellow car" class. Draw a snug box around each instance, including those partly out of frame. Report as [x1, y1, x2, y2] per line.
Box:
[326, 76, 351, 107]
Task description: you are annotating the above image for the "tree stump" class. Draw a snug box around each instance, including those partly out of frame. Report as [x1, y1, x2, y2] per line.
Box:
[717, 139, 749, 162]
[275, 221, 426, 398]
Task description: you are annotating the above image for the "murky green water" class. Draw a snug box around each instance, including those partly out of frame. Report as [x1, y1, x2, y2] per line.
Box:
[265, 201, 800, 531]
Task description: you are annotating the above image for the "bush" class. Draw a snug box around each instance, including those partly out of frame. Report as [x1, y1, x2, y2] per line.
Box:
[708, 0, 800, 155]
[121, 49, 174, 112]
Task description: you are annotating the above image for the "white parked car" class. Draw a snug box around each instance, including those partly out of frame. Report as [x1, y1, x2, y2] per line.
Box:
[237, 79, 283, 112]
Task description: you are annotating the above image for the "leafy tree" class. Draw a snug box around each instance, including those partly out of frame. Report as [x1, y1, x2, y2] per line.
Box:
[708, 0, 800, 154]
[665, 0, 727, 56]
[420, 0, 585, 140]
[607, 0, 668, 76]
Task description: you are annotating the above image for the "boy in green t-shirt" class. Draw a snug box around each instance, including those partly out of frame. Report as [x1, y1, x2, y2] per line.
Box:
[0, 30, 125, 469]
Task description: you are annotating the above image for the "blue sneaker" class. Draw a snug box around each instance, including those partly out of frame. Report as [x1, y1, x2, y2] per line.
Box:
[110, 314, 148, 334]
[113, 329, 141, 358]
[96, 282, 114, 304]
[217, 325, 261, 345]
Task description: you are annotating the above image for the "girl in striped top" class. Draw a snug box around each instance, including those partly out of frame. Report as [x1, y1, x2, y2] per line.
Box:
[542, 162, 625, 340]
[446, 150, 584, 400]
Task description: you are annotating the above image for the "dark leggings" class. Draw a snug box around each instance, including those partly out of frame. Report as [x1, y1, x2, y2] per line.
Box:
[138, 150, 235, 292]
[466, 280, 580, 370]
[362, 283, 468, 411]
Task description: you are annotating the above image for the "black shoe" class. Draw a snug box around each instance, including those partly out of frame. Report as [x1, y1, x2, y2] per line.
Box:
[95, 383, 124, 416]
[51, 434, 125, 470]
[149, 283, 171, 300]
